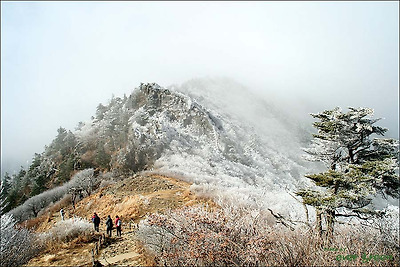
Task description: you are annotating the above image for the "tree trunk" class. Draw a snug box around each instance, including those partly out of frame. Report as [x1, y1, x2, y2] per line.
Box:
[31, 206, 39, 217]
[348, 148, 354, 164]
[326, 209, 335, 240]
[316, 209, 323, 237]
[303, 203, 310, 226]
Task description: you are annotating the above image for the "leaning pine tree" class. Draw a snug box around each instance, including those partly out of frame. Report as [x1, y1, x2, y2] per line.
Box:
[296, 107, 399, 238]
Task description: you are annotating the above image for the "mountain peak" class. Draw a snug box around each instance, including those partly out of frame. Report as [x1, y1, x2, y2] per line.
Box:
[6, 80, 312, 219]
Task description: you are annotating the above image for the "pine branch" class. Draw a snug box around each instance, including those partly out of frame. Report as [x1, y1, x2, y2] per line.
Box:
[285, 187, 311, 229]
[335, 212, 374, 220]
[267, 208, 295, 231]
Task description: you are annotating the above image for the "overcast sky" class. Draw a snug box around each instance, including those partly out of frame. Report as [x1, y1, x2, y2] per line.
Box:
[1, 1, 398, 176]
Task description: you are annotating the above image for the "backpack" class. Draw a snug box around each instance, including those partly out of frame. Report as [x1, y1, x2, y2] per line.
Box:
[117, 219, 121, 227]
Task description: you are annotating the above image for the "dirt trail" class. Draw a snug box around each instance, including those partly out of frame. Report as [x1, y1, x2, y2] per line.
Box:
[101, 251, 140, 265]
[25, 173, 214, 266]
[96, 229, 142, 266]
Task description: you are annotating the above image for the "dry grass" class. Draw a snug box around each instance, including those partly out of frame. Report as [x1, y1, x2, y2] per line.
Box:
[26, 173, 214, 266]
[22, 214, 50, 230]
[21, 194, 73, 232]
[138, 204, 399, 267]
[47, 194, 72, 214]
[26, 218, 100, 267]
[65, 173, 213, 226]
[273, 226, 399, 266]
[25, 173, 397, 267]
[132, 240, 158, 266]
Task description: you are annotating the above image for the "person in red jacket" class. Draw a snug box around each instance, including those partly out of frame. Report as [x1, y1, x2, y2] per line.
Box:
[115, 215, 122, 237]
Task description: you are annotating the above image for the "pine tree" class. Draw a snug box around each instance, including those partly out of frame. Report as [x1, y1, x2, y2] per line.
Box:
[0, 174, 12, 214]
[297, 107, 399, 237]
[95, 143, 111, 170]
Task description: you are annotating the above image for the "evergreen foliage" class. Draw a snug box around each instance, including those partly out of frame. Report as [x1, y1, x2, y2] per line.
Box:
[297, 107, 399, 237]
[0, 173, 12, 214]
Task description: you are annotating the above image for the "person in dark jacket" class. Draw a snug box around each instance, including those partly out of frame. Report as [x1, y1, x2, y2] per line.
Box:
[92, 212, 100, 232]
[105, 215, 113, 237]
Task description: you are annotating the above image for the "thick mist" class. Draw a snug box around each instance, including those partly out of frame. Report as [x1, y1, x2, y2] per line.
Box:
[2, 2, 398, 178]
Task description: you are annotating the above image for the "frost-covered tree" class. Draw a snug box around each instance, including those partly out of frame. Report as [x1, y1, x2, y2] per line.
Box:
[297, 107, 399, 237]
[95, 143, 111, 170]
[69, 169, 98, 197]
[43, 127, 78, 183]
[0, 174, 12, 214]
[28, 153, 48, 196]
[0, 213, 39, 266]
[0, 187, 40, 266]
[303, 107, 388, 169]
[95, 103, 108, 121]
[7, 169, 98, 222]
[9, 183, 68, 221]
[3, 167, 29, 212]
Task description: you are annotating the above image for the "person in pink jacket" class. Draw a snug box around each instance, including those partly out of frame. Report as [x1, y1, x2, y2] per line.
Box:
[115, 215, 122, 237]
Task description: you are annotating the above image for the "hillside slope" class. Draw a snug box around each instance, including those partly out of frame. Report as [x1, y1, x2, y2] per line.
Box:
[5, 78, 314, 219]
[74, 80, 312, 214]
[26, 173, 216, 266]
[4, 79, 398, 267]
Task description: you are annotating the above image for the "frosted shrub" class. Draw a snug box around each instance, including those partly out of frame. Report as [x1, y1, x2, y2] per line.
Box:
[98, 170, 118, 188]
[137, 205, 399, 266]
[0, 213, 40, 267]
[8, 168, 99, 222]
[137, 205, 275, 266]
[378, 206, 400, 249]
[9, 184, 69, 222]
[40, 217, 93, 243]
[69, 169, 98, 196]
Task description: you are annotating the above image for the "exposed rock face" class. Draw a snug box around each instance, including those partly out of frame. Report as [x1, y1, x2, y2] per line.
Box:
[75, 79, 311, 213]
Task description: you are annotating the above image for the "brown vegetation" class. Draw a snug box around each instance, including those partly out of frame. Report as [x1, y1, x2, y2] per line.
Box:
[23, 173, 399, 266]
[25, 173, 214, 266]
[137, 204, 399, 267]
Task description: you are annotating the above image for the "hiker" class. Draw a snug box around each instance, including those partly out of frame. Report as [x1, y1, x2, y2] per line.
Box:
[92, 212, 100, 232]
[115, 215, 122, 237]
[60, 208, 65, 221]
[105, 215, 113, 237]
